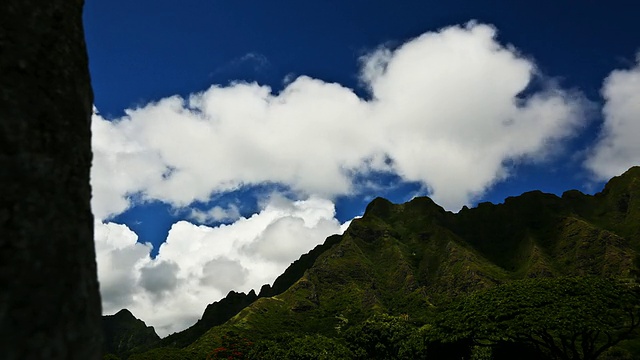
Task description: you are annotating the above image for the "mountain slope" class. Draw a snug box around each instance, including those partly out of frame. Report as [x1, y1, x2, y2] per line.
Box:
[138, 234, 345, 351]
[129, 166, 640, 359]
[102, 309, 160, 358]
[186, 167, 639, 356]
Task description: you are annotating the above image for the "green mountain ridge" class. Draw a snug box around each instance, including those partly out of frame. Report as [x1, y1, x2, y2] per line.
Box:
[104, 233, 345, 356]
[102, 309, 160, 359]
[115, 166, 640, 359]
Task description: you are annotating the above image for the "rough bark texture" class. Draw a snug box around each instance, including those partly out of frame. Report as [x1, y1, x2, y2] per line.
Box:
[0, 1, 103, 359]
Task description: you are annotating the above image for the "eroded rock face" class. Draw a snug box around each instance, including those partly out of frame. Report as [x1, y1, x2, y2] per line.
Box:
[0, 1, 102, 359]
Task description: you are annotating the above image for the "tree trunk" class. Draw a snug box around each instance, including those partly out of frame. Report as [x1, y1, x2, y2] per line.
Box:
[0, 1, 103, 359]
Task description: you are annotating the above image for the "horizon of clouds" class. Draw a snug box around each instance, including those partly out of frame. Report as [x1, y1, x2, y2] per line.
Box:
[91, 22, 640, 336]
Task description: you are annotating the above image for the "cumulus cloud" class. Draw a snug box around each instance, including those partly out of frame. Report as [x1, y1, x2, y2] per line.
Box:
[189, 204, 241, 223]
[246, 216, 342, 263]
[585, 54, 640, 179]
[91, 22, 586, 217]
[91, 111, 166, 218]
[201, 258, 248, 290]
[139, 260, 179, 295]
[94, 222, 152, 310]
[95, 196, 343, 336]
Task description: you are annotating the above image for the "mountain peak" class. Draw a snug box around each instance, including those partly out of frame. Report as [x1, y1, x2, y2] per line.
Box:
[621, 165, 640, 177]
[363, 197, 394, 217]
[112, 308, 135, 320]
[602, 166, 640, 194]
[102, 308, 160, 358]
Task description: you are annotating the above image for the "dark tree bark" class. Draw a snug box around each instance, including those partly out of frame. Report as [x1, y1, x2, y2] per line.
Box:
[0, 1, 102, 359]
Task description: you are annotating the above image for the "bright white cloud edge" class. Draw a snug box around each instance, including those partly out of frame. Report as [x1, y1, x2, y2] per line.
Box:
[91, 22, 596, 336]
[585, 54, 640, 179]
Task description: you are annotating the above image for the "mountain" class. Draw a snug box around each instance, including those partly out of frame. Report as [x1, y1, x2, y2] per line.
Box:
[102, 309, 160, 358]
[150, 234, 344, 350]
[126, 166, 640, 359]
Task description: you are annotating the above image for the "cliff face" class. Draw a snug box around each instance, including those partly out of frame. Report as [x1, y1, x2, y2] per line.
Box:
[0, 1, 102, 359]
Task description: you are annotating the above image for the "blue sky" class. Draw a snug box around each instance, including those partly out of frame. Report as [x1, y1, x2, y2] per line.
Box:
[84, 1, 640, 335]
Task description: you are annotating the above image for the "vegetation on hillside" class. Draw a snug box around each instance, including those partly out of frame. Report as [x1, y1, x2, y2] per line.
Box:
[109, 166, 640, 360]
[431, 277, 640, 360]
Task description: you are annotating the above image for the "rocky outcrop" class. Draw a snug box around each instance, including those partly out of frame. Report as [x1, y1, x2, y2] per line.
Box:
[0, 1, 102, 359]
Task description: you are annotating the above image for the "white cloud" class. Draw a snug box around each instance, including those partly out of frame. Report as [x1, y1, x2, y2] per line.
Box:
[585, 54, 640, 179]
[239, 52, 270, 71]
[94, 222, 152, 310]
[91, 22, 586, 217]
[95, 196, 344, 336]
[139, 260, 179, 295]
[245, 216, 341, 263]
[189, 204, 241, 223]
[201, 258, 248, 290]
[91, 111, 166, 219]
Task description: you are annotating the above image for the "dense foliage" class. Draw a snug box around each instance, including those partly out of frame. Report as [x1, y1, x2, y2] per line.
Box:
[246, 334, 352, 360]
[344, 314, 427, 359]
[431, 277, 640, 360]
